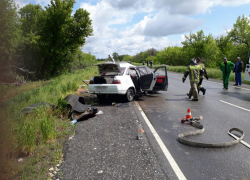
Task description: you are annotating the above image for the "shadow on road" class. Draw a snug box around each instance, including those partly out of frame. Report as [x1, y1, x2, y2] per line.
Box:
[220, 91, 250, 103]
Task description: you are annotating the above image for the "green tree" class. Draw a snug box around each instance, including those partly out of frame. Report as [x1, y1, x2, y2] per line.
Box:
[228, 15, 250, 48]
[123, 55, 132, 62]
[182, 30, 213, 58]
[18, 4, 44, 78]
[182, 30, 221, 67]
[146, 48, 157, 56]
[38, 0, 93, 78]
[156, 46, 186, 66]
[227, 15, 250, 64]
[112, 52, 119, 61]
[215, 35, 244, 63]
[146, 56, 157, 65]
[132, 52, 147, 63]
[202, 39, 220, 67]
[0, 0, 20, 82]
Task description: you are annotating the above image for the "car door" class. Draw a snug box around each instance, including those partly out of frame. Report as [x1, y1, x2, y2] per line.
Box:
[136, 66, 156, 91]
[152, 66, 168, 91]
[244, 63, 250, 81]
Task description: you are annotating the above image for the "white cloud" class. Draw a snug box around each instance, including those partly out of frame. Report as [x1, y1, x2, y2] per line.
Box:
[13, 0, 250, 58]
[81, 0, 207, 57]
[14, 0, 30, 8]
[126, 11, 204, 37]
[14, 0, 51, 8]
[215, 0, 250, 6]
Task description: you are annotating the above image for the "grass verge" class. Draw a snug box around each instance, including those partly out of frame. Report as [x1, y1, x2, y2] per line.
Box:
[0, 67, 98, 179]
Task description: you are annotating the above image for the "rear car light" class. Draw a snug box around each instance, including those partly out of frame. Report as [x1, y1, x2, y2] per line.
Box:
[156, 76, 165, 83]
[89, 80, 94, 84]
[157, 78, 163, 83]
[112, 80, 121, 84]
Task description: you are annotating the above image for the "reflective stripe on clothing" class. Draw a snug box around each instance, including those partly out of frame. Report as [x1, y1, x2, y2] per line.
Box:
[189, 65, 202, 82]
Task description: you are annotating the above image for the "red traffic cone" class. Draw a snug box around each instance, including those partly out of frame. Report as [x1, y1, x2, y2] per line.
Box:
[186, 108, 192, 119]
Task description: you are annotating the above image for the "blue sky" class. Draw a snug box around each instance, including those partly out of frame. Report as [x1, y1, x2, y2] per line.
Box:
[14, 0, 250, 59]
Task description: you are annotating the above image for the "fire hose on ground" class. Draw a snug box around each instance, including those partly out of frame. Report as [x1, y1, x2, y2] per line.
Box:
[178, 109, 250, 148]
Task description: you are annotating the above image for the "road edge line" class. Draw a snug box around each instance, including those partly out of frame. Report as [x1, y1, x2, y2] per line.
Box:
[134, 101, 187, 180]
[219, 100, 250, 112]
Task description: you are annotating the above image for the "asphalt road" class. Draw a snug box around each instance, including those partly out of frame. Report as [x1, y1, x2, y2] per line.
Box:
[137, 72, 250, 180]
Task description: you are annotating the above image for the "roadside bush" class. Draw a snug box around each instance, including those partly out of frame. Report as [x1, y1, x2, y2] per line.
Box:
[18, 121, 36, 154]
[57, 97, 68, 111]
[40, 116, 55, 142]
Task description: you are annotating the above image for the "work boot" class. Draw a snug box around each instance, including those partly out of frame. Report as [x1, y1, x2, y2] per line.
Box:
[187, 93, 191, 99]
[200, 87, 206, 95]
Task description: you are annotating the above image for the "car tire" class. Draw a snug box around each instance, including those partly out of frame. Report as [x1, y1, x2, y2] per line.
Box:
[97, 94, 107, 101]
[125, 88, 134, 102]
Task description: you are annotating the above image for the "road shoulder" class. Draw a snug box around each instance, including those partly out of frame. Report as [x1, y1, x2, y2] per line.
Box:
[59, 102, 169, 180]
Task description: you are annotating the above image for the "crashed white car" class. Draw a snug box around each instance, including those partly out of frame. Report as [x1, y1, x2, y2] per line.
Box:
[88, 61, 168, 102]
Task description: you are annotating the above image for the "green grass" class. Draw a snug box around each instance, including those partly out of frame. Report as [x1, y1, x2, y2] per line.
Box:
[1, 66, 98, 179]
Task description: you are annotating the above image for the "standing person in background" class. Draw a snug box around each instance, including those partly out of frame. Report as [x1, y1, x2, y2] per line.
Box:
[196, 57, 208, 95]
[220, 57, 235, 90]
[147, 61, 149, 67]
[182, 58, 203, 101]
[233, 57, 244, 86]
[142, 61, 145, 65]
[150, 61, 153, 68]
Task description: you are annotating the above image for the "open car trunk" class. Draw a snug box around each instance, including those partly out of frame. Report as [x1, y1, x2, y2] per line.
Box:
[93, 76, 115, 84]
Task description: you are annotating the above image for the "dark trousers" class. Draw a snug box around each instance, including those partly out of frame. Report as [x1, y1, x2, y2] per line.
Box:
[235, 72, 242, 85]
[198, 78, 203, 87]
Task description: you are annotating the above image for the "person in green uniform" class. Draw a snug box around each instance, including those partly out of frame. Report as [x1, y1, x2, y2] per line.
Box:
[220, 57, 235, 90]
[182, 58, 204, 101]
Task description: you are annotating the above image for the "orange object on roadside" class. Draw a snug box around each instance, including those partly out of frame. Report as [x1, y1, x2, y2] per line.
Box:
[186, 108, 192, 119]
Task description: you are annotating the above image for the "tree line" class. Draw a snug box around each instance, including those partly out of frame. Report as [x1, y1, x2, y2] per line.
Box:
[0, 0, 95, 83]
[114, 15, 250, 68]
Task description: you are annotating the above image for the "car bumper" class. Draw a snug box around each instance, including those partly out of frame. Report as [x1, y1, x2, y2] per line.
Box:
[88, 84, 127, 95]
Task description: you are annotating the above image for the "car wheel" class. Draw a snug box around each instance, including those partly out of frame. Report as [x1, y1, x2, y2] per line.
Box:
[125, 88, 134, 102]
[97, 94, 107, 101]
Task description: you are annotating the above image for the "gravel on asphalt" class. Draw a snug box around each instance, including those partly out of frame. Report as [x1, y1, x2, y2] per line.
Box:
[58, 101, 169, 180]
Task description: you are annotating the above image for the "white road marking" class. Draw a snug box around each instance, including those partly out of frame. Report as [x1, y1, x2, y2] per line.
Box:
[134, 101, 187, 180]
[219, 100, 250, 112]
[233, 86, 250, 91]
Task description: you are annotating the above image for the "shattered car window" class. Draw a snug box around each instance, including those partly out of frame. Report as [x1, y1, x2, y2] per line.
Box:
[129, 68, 138, 76]
[100, 67, 126, 76]
[119, 67, 126, 75]
[137, 67, 150, 76]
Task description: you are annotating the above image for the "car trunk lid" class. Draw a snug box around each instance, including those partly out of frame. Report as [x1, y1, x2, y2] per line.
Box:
[95, 63, 121, 75]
